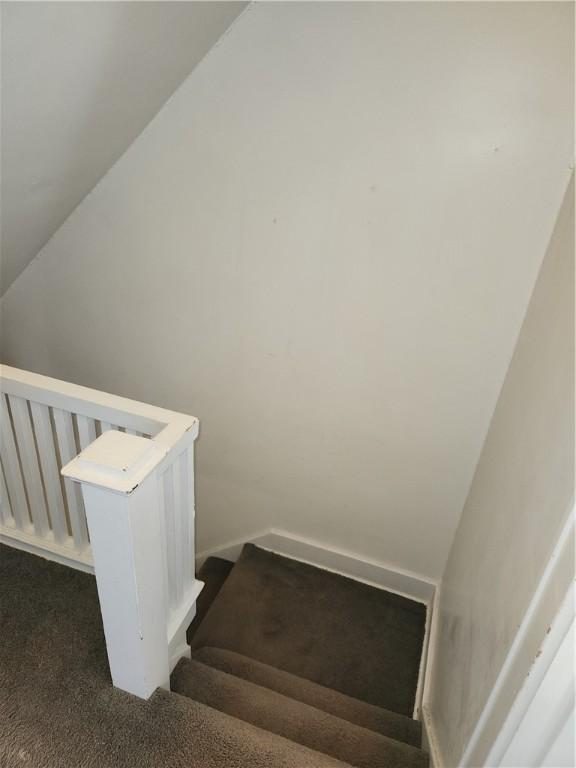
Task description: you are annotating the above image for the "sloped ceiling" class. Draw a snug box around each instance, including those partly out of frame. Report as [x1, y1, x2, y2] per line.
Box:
[2, 2, 572, 580]
[0, 1, 246, 293]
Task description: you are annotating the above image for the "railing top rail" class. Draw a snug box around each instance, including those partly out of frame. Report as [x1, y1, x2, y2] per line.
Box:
[0, 365, 198, 448]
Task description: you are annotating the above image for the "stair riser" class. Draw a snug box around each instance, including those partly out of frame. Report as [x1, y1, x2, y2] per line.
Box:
[193, 646, 422, 748]
[172, 659, 428, 768]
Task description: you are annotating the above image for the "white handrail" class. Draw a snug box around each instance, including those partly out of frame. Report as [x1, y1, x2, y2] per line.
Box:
[0, 364, 198, 446]
[0, 364, 202, 699]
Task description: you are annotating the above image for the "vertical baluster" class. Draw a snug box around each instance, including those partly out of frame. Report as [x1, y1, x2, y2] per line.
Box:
[172, 456, 184, 606]
[100, 422, 113, 433]
[163, 465, 178, 610]
[30, 402, 68, 544]
[185, 445, 196, 584]
[0, 459, 14, 525]
[157, 466, 171, 621]
[53, 408, 89, 550]
[0, 395, 30, 530]
[8, 395, 50, 537]
[178, 448, 194, 589]
[77, 414, 97, 449]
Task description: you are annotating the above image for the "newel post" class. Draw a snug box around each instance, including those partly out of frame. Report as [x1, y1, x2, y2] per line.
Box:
[62, 430, 170, 699]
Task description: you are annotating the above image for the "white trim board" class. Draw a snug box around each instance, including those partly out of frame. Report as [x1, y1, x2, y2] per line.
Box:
[421, 704, 445, 768]
[420, 585, 442, 708]
[197, 528, 437, 605]
[0, 524, 94, 574]
[419, 586, 444, 763]
[415, 584, 439, 720]
[419, 504, 575, 768]
[458, 504, 575, 767]
[490, 583, 575, 767]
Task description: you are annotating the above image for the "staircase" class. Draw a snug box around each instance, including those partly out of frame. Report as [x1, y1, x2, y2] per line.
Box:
[0, 366, 430, 767]
[0, 540, 430, 767]
[170, 544, 429, 768]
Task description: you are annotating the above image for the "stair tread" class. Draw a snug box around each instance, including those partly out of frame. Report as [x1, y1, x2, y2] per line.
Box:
[171, 658, 428, 768]
[191, 544, 426, 716]
[193, 646, 421, 748]
[155, 687, 352, 767]
[188, 557, 234, 643]
[0, 544, 350, 768]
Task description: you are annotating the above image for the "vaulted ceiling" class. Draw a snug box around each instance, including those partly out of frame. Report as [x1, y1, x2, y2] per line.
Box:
[2, 1, 572, 581]
[0, 1, 246, 293]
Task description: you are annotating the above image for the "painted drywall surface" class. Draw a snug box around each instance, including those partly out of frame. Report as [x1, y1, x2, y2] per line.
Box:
[0, 2, 573, 581]
[429, 177, 574, 766]
[0, 1, 246, 293]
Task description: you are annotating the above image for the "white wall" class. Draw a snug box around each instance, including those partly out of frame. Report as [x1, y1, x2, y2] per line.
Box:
[428, 176, 574, 767]
[0, 2, 573, 582]
[1, 1, 245, 292]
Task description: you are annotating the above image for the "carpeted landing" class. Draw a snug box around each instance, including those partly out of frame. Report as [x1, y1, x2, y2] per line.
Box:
[189, 545, 426, 716]
[0, 543, 428, 768]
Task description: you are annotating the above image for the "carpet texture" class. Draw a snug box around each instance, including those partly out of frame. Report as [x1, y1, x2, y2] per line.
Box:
[0, 545, 351, 768]
[191, 545, 427, 716]
[191, 647, 422, 747]
[1, 542, 429, 767]
[171, 658, 427, 768]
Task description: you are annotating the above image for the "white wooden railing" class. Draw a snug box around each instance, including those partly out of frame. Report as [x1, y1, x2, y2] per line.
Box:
[0, 364, 203, 698]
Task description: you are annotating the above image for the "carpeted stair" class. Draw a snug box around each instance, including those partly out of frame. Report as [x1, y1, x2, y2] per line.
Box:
[171, 657, 427, 768]
[0, 542, 429, 767]
[191, 647, 422, 747]
[170, 544, 429, 768]
[190, 545, 426, 716]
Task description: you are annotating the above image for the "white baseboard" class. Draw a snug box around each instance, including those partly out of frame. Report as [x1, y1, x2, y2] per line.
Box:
[419, 584, 442, 715]
[196, 529, 264, 568]
[414, 585, 436, 719]
[197, 527, 437, 605]
[419, 589, 444, 763]
[421, 704, 444, 768]
[0, 524, 94, 574]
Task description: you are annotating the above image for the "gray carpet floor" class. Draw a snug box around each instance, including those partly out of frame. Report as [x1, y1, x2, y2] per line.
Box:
[191, 545, 427, 717]
[0, 545, 351, 768]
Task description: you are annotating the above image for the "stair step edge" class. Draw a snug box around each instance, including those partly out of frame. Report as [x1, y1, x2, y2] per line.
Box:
[192, 645, 422, 748]
[158, 687, 354, 767]
[171, 658, 428, 768]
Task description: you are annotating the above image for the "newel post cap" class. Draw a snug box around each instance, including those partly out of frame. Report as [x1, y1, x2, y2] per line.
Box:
[61, 430, 167, 494]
